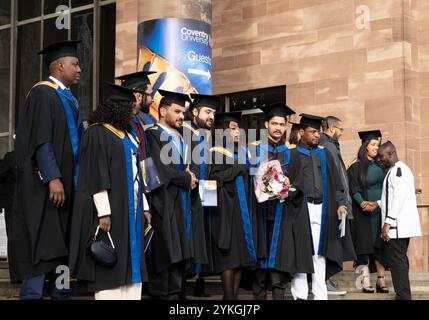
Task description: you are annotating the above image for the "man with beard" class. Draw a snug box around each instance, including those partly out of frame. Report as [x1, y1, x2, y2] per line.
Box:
[69, 83, 149, 299]
[319, 116, 355, 296]
[116, 71, 158, 127]
[9, 41, 83, 300]
[248, 102, 297, 300]
[116, 71, 157, 160]
[182, 93, 218, 297]
[145, 89, 199, 299]
[288, 114, 354, 300]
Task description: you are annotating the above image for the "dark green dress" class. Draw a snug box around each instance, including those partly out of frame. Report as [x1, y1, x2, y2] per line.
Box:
[348, 160, 386, 270]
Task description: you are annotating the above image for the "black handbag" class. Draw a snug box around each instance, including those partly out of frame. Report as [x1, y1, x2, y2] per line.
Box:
[88, 226, 117, 268]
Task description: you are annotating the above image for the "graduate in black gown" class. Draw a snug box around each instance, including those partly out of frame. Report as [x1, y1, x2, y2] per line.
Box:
[145, 90, 199, 299]
[209, 112, 256, 300]
[289, 114, 355, 300]
[247, 103, 298, 300]
[181, 93, 217, 297]
[69, 84, 149, 299]
[9, 41, 83, 300]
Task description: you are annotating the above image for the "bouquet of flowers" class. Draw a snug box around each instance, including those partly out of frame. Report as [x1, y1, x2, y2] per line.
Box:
[254, 160, 296, 203]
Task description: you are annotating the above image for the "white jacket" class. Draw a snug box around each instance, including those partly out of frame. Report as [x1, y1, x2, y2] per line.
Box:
[377, 161, 422, 239]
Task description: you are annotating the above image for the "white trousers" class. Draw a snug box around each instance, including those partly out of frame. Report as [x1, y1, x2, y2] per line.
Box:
[95, 283, 142, 300]
[291, 203, 328, 300]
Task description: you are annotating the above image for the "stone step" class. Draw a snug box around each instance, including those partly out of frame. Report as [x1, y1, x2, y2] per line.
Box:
[0, 269, 10, 279]
[3, 268, 429, 299]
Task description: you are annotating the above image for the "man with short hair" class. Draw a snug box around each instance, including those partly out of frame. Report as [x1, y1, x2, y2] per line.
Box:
[249, 102, 297, 300]
[288, 114, 354, 300]
[377, 141, 422, 300]
[10, 40, 83, 300]
[181, 93, 217, 297]
[116, 70, 158, 127]
[145, 89, 198, 299]
[319, 116, 356, 296]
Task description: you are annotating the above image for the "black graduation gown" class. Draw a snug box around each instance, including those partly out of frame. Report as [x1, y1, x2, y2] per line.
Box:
[69, 124, 148, 292]
[249, 141, 311, 275]
[287, 146, 355, 279]
[347, 161, 386, 272]
[9, 82, 78, 282]
[181, 122, 209, 271]
[208, 148, 256, 274]
[145, 125, 200, 276]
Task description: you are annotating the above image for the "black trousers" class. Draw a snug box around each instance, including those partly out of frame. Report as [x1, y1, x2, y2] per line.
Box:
[253, 269, 289, 300]
[148, 262, 186, 300]
[384, 238, 411, 300]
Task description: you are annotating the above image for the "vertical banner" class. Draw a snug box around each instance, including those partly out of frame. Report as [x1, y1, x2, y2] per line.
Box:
[137, 18, 212, 118]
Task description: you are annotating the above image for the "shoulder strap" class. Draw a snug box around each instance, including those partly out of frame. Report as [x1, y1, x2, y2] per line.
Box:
[209, 147, 234, 159]
[26, 81, 59, 99]
[102, 123, 125, 139]
[182, 122, 199, 136]
[286, 141, 296, 149]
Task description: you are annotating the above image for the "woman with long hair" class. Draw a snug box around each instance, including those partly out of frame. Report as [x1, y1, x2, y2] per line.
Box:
[69, 84, 149, 300]
[347, 130, 389, 294]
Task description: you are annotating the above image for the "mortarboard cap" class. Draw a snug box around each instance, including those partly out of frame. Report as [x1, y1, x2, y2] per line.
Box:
[358, 130, 382, 142]
[299, 113, 325, 130]
[115, 71, 156, 92]
[158, 89, 191, 108]
[105, 82, 137, 102]
[260, 102, 295, 120]
[38, 40, 81, 66]
[189, 93, 220, 111]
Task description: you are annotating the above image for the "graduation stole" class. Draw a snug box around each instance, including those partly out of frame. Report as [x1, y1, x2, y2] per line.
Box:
[296, 145, 328, 256]
[156, 125, 192, 243]
[210, 146, 256, 263]
[138, 111, 157, 126]
[182, 122, 210, 181]
[130, 116, 148, 160]
[33, 81, 82, 189]
[102, 123, 143, 284]
[182, 122, 210, 274]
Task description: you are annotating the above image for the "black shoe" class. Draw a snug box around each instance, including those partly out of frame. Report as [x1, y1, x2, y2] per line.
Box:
[376, 276, 389, 293]
[193, 277, 210, 297]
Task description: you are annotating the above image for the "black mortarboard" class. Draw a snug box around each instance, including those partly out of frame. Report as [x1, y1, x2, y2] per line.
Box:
[189, 93, 220, 111]
[38, 40, 81, 66]
[289, 122, 301, 131]
[105, 83, 137, 102]
[299, 113, 325, 130]
[260, 102, 295, 120]
[158, 89, 191, 108]
[358, 130, 382, 142]
[115, 71, 156, 92]
[215, 112, 241, 125]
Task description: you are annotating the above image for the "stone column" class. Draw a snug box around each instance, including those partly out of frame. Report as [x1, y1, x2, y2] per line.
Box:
[136, 0, 212, 100]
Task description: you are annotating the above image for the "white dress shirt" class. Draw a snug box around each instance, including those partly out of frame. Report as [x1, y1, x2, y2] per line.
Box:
[49, 76, 67, 90]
